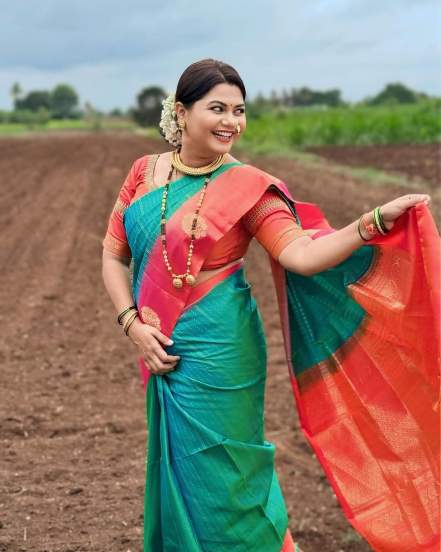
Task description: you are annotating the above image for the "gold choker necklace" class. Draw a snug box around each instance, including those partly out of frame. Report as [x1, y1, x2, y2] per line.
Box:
[171, 150, 227, 176]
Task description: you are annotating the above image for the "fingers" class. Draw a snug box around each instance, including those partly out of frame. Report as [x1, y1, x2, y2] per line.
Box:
[401, 193, 431, 206]
[152, 328, 174, 347]
[150, 357, 178, 375]
[148, 339, 180, 375]
[136, 325, 180, 375]
[152, 341, 180, 362]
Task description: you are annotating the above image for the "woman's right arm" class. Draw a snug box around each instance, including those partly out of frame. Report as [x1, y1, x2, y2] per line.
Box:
[101, 249, 180, 374]
[101, 155, 180, 375]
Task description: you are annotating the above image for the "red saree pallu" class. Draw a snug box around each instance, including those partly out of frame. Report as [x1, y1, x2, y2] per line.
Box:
[125, 162, 439, 551]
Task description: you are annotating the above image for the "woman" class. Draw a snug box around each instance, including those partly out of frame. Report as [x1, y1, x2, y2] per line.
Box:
[102, 59, 440, 551]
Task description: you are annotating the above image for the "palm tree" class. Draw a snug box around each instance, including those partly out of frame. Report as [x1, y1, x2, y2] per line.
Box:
[10, 82, 22, 109]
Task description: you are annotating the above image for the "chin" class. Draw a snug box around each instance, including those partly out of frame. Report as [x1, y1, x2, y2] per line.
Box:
[209, 137, 234, 154]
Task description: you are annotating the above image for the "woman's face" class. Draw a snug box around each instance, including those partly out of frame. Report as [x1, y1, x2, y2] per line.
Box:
[175, 82, 246, 157]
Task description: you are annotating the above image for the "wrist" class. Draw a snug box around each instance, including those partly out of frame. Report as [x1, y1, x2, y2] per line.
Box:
[127, 316, 142, 341]
[357, 212, 375, 241]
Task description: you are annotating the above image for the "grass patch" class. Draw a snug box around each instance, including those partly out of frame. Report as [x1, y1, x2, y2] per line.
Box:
[0, 117, 137, 136]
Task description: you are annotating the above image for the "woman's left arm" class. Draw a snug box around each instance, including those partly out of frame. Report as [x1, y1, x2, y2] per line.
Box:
[278, 194, 431, 276]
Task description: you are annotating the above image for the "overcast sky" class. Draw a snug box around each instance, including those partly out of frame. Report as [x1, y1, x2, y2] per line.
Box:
[1, 0, 440, 110]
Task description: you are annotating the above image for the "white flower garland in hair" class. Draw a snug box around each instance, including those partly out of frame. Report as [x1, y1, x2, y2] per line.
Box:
[159, 93, 181, 147]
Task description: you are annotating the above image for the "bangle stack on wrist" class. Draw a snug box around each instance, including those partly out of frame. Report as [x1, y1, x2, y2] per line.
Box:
[357, 206, 390, 242]
[117, 305, 140, 336]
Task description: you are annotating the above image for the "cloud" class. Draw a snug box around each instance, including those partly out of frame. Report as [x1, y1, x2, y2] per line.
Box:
[0, 0, 439, 109]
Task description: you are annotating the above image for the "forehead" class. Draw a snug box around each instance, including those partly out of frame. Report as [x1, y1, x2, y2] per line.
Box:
[201, 83, 244, 104]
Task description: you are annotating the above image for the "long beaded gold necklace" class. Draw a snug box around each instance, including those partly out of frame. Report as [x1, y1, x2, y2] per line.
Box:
[160, 150, 227, 288]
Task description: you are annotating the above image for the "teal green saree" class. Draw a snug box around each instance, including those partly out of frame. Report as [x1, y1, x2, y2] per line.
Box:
[122, 160, 439, 551]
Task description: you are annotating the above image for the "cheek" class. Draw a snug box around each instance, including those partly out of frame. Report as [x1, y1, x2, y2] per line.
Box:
[193, 114, 218, 133]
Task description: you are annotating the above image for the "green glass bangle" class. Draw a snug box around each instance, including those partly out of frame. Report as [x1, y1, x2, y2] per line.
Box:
[373, 207, 387, 235]
[375, 206, 389, 234]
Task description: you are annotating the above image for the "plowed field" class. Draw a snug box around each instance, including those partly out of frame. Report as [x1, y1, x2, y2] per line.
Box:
[1, 134, 438, 551]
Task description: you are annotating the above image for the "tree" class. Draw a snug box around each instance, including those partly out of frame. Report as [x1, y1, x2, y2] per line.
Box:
[132, 86, 167, 127]
[51, 84, 79, 118]
[10, 82, 22, 109]
[15, 90, 51, 112]
[368, 83, 417, 106]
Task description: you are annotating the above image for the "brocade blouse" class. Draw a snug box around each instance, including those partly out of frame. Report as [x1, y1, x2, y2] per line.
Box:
[102, 155, 309, 268]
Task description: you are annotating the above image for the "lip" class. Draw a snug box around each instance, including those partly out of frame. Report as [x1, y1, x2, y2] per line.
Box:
[212, 131, 234, 143]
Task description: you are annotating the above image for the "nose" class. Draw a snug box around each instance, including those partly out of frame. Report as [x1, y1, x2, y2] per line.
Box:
[221, 113, 236, 128]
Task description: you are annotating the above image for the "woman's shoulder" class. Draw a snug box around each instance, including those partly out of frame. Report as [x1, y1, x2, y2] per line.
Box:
[131, 152, 157, 172]
[232, 160, 281, 184]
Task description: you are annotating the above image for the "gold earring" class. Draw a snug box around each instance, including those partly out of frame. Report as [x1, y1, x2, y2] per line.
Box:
[178, 120, 186, 131]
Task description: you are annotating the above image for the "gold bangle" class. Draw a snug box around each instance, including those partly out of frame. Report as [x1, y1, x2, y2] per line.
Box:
[117, 305, 136, 325]
[123, 309, 138, 328]
[123, 311, 139, 335]
[124, 313, 139, 336]
[361, 211, 379, 238]
[124, 316, 138, 336]
[357, 215, 370, 242]
[120, 308, 138, 326]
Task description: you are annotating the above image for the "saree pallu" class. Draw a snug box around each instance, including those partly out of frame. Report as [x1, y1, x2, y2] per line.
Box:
[123, 161, 440, 552]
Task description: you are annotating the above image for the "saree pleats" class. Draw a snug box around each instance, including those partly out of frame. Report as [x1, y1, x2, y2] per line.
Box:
[144, 268, 289, 551]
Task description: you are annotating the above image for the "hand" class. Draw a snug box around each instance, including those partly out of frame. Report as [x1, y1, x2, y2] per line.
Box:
[127, 318, 180, 375]
[379, 193, 431, 229]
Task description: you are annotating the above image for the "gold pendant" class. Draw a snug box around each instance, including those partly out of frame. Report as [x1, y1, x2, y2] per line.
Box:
[185, 274, 196, 286]
[172, 277, 183, 288]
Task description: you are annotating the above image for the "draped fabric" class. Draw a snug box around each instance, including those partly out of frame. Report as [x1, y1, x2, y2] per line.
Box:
[116, 159, 439, 551]
[270, 198, 440, 551]
[123, 161, 298, 551]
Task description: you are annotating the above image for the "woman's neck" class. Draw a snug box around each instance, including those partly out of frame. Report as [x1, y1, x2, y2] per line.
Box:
[178, 145, 222, 167]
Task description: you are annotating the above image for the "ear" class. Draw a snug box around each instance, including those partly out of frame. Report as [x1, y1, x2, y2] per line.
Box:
[174, 101, 186, 120]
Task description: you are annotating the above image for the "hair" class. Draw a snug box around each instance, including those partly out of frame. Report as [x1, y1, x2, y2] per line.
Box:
[175, 58, 246, 108]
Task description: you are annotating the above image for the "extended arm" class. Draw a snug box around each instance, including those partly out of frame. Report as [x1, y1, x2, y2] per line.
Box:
[278, 193, 431, 276]
[244, 190, 431, 277]
[278, 213, 374, 276]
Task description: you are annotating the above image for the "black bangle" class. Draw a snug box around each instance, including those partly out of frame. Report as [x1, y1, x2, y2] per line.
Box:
[357, 216, 371, 242]
[117, 305, 137, 325]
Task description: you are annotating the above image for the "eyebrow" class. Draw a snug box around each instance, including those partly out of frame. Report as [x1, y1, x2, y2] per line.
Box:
[207, 100, 245, 107]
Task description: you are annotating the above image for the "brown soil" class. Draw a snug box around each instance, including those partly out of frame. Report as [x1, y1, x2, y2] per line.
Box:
[1, 134, 439, 552]
[305, 143, 441, 189]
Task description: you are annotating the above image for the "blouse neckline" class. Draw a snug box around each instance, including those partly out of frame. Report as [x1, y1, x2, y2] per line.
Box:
[144, 153, 243, 192]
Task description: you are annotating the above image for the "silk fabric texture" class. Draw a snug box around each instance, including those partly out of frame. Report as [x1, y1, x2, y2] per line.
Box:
[105, 158, 440, 551]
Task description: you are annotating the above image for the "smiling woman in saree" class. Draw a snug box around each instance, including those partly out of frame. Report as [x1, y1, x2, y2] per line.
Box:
[101, 59, 440, 552]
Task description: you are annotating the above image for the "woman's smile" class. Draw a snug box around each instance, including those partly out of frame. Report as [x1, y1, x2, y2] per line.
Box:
[212, 129, 234, 143]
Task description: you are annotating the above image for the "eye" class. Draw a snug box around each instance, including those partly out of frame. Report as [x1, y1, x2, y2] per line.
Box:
[210, 106, 246, 114]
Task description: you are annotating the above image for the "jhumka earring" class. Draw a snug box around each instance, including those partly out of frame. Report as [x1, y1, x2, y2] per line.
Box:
[178, 120, 186, 131]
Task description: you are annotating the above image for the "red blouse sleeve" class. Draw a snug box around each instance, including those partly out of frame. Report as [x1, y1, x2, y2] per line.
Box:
[102, 156, 147, 259]
[242, 190, 310, 259]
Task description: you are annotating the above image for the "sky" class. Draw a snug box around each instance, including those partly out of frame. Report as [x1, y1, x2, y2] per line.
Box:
[1, 0, 440, 111]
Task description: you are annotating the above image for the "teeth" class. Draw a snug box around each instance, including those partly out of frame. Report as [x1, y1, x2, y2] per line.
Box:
[213, 131, 233, 137]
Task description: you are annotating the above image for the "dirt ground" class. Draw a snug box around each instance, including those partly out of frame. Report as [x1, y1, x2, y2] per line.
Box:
[306, 143, 440, 188]
[0, 134, 439, 552]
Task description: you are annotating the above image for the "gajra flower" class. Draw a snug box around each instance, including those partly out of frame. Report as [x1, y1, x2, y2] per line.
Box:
[159, 93, 181, 147]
